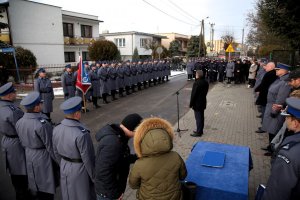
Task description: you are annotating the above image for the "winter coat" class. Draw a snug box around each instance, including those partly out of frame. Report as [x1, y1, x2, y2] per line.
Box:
[248, 63, 258, 79]
[61, 71, 76, 99]
[262, 132, 300, 200]
[189, 77, 209, 111]
[34, 77, 54, 113]
[0, 100, 26, 175]
[53, 118, 96, 200]
[129, 118, 187, 200]
[95, 124, 137, 199]
[98, 67, 110, 95]
[89, 70, 101, 97]
[255, 70, 277, 106]
[16, 112, 57, 194]
[262, 74, 291, 134]
[226, 62, 235, 78]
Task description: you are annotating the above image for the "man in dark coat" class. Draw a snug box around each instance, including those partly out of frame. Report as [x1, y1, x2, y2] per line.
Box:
[95, 113, 143, 200]
[190, 70, 209, 137]
[255, 62, 277, 133]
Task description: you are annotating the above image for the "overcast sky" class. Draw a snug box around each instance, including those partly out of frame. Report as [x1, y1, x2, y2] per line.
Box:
[4, 0, 257, 43]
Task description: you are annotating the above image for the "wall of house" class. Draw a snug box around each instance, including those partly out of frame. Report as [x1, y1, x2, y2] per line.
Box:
[7, 0, 65, 65]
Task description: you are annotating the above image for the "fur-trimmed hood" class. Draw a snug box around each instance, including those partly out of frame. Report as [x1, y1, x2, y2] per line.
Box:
[134, 117, 174, 158]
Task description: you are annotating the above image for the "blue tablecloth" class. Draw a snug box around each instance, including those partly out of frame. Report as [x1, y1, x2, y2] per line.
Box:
[185, 141, 252, 200]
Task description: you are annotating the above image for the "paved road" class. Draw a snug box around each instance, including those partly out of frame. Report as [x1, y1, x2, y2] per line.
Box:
[0, 74, 195, 200]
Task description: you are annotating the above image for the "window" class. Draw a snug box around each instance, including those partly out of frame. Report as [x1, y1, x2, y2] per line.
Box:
[82, 52, 90, 61]
[115, 38, 125, 47]
[64, 52, 75, 62]
[140, 38, 151, 48]
[63, 23, 74, 37]
[81, 25, 92, 38]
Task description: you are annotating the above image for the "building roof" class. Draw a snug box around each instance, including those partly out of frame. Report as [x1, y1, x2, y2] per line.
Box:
[100, 31, 167, 39]
[62, 10, 103, 23]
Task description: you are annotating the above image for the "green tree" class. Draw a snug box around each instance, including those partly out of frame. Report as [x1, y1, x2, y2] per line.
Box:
[115, 49, 122, 61]
[258, 0, 300, 48]
[160, 46, 170, 59]
[169, 40, 181, 56]
[187, 36, 199, 57]
[88, 40, 119, 61]
[0, 46, 37, 82]
[132, 47, 139, 60]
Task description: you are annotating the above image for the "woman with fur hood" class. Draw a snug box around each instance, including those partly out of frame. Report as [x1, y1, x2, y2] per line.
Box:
[129, 117, 187, 200]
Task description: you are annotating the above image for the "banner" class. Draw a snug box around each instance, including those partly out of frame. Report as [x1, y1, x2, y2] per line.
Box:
[76, 56, 91, 95]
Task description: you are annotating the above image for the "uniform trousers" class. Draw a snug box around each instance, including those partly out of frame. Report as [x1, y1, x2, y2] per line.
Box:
[194, 109, 205, 134]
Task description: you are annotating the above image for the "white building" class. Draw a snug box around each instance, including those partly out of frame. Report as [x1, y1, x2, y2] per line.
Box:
[100, 31, 167, 60]
[0, 0, 102, 66]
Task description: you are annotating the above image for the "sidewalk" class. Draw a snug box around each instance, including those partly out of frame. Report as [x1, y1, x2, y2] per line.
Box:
[124, 82, 271, 200]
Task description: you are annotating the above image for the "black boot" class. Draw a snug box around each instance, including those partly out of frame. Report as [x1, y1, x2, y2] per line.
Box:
[92, 97, 101, 108]
[111, 90, 118, 101]
[102, 94, 110, 104]
[119, 88, 124, 97]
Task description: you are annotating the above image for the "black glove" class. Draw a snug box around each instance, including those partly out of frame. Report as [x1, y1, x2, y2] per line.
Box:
[65, 93, 69, 97]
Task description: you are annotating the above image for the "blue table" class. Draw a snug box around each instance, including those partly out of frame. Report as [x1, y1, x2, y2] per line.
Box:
[185, 141, 252, 200]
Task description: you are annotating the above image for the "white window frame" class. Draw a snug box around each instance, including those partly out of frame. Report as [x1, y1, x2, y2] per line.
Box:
[115, 38, 126, 48]
[140, 38, 151, 48]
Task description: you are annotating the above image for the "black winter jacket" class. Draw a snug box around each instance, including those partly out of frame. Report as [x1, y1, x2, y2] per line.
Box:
[95, 124, 137, 199]
[189, 77, 209, 111]
[255, 70, 277, 106]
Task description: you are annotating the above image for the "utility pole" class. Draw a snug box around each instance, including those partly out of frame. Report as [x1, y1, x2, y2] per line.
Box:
[198, 20, 203, 57]
[198, 17, 209, 57]
[209, 23, 215, 52]
[241, 28, 244, 56]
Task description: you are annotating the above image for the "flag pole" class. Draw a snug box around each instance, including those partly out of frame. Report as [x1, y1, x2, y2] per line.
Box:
[82, 93, 87, 113]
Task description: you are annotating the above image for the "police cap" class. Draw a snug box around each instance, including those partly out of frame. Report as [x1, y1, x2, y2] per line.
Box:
[20, 91, 43, 109]
[282, 97, 300, 119]
[60, 96, 82, 114]
[275, 62, 290, 71]
[0, 82, 16, 96]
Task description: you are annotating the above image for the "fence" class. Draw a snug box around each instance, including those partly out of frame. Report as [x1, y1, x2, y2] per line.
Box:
[271, 50, 300, 70]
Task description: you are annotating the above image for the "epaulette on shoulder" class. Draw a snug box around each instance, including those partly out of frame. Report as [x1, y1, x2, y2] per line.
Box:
[77, 126, 89, 133]
[8, 105, 16, 111]
[281, 141, 300, 151]
[38, 117, 47, 124]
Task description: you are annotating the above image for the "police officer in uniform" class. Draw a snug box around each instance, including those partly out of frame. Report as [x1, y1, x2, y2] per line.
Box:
[262, 97, 300, 200]
[89, 64, 101, 108]
[53, 96, 96, 200]
[16, 92, 57, 200]
[98, 62, 110, 104]
[61, 64, 76, 100]
[107, 62, 118, 101]
[34, 68, 54, 122]
[0, 83, 29, 199]
[116, 61, 125, 97]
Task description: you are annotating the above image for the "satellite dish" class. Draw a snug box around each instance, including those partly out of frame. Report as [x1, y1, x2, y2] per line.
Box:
[156, 47, 163, 54]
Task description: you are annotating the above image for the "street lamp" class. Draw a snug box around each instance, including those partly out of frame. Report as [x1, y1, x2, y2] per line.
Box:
[198, 16, 209, 57]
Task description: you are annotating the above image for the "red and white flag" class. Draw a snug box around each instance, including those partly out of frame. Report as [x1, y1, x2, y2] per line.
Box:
[76, 56, 91, 95]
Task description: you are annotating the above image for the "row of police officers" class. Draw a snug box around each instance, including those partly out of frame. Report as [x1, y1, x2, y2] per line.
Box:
[62, 59, 171, 108]
[0, 83, 97, 200]
[186, 58, 251, 84]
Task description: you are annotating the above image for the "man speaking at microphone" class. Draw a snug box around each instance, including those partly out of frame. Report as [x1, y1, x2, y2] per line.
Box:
[189, 70, 209, 137]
